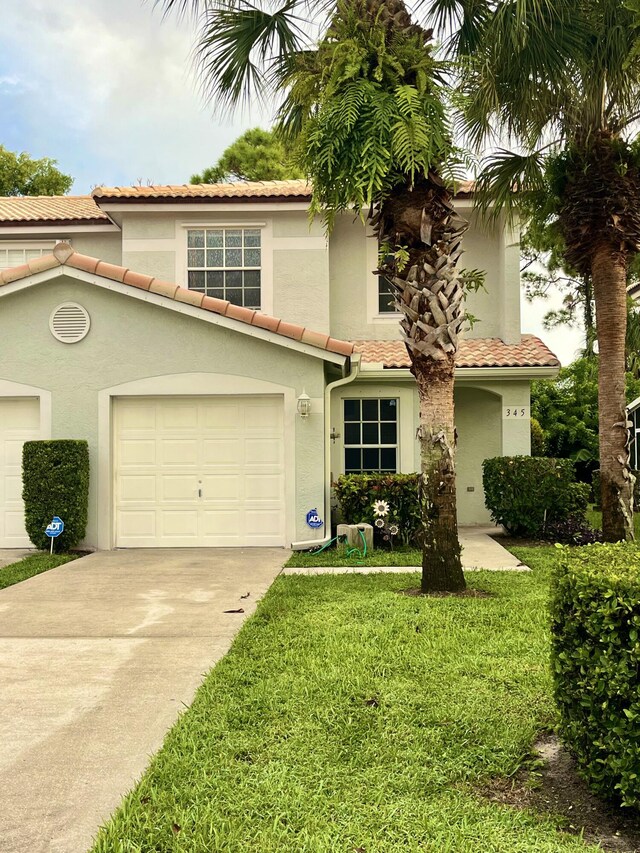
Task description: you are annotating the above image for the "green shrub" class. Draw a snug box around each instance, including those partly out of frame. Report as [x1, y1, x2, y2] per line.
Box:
[334, 473, 421, 546]
[482, 456, 589, 537]
[22, 440, 90, 551]
[551, 543, 640, 807]
[530, 416, 546, 456]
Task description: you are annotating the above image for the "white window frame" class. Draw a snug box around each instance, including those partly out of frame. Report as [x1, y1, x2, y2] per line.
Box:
[343, 396, 399, 474]
[0, 240, 59, 270]
[177, 220, 274, 315]
[365, 224, 400, 324]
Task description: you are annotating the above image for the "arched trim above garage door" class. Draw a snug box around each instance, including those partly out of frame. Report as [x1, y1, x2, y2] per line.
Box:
[97, 373, 297, 550]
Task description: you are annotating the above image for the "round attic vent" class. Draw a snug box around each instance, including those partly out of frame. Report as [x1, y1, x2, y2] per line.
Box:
[49, 303, 91, 344]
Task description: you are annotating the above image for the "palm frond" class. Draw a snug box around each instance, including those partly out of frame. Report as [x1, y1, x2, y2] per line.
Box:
[474, 148, 546, 221]
[189, 1, 308, 110]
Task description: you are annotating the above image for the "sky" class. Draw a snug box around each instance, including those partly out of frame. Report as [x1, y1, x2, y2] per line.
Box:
[0, 0, 583, 364]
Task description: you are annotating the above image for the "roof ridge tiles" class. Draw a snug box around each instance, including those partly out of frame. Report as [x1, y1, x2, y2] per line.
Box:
[0, 243, 354, 359]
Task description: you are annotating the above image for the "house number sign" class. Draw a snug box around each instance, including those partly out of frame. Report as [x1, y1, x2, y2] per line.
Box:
[502, 406, 530, 420]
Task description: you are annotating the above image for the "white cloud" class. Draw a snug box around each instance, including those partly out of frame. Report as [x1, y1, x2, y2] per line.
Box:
[0, 0, 264, 191]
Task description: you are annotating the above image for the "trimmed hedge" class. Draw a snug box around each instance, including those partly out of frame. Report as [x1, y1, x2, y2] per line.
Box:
[551, 544, 640, 807]
[22, 440, 90, 551]
[482, 456, 589, 537]
[334, 473, 421, 546]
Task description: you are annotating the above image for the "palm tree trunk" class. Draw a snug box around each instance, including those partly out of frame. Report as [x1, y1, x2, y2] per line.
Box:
[413, 356, 465, 592]
[592, 244, 634, 540]
[376, 174, 467, 592]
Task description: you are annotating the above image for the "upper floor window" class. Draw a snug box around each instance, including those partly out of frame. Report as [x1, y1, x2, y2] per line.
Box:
[0, 243, 54, 270]
[378, 275, 398, 314]
[343, 398, 398, 473]
[187, 227, 261, 309]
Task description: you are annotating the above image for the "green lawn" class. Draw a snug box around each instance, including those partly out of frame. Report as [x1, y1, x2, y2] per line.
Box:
[586, 507, 640, 538]
[92, 545, 601, 853]
[0, 552, 78, 591]
[286, 544, 422, 568]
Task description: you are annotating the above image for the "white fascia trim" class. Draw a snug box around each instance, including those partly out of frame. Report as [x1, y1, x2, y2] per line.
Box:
[358, 365, 559, 380]
[0, 224, 120, 236]
[0, 265, 349, 367]
[97, 201, 311, 214]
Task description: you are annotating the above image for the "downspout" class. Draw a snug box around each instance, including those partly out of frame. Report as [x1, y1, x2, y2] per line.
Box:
[291, 353, 361, 550]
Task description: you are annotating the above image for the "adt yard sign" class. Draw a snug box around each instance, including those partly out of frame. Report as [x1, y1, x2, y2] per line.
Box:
[306, 508, 324, 529]
[45, 517, 64, 553]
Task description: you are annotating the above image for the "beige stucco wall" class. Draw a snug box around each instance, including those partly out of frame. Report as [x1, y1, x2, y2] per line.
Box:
[0, 275, 328, 548]
[330, 375, 531, 525]
[69, 233, 123, 265]
[116, 209, 331, 332]
[328, 206, 520, 344]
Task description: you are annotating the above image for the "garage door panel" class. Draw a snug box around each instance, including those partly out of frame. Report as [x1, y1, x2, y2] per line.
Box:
[161, 510, 199, 538]
[202, 404, 240, 430]
[202, 439, 242, 466]
[201, 475, 240, 500]
[115, 396, 286, 547]
[201, 510, 241, 537]
[161, 476, 199, 502]
[160, 439, 198, 466]
[245, 438, 282, 466]
[117, 511, 156, 540]
[118, 475, 157, 503]
[244, 474, 284, 501]
[118, 404, 156, 431]
[119, 439, 156, 468]
[161, 404, 199, 430]
[0, 398, 40, 548]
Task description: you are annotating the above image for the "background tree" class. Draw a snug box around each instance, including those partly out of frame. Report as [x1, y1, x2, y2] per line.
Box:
[0, 146, 72, 196]
[431, 0, 640, 540]
[158, 0, 480, 592]
[190, 127, 304, 183]
[532, 358, 640, 483]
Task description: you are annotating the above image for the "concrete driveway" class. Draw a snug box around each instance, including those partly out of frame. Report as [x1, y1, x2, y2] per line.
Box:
[0, 548, 285, 853]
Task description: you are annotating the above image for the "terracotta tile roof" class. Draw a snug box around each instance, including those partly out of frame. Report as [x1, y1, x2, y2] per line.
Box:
[0, 243, 353, 358]
[92, 180, 313, 201]
[0, 195, 109, 225]
[354, 336, 560, 369]
[92, 178, 476, 202]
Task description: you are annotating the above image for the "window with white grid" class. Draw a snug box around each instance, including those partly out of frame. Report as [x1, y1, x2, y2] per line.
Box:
[0, 243, 54, 270]
[187, 228, 261, 309]
[343, 398, 398, 473]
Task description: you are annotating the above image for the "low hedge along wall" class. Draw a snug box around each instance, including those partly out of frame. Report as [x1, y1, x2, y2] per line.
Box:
[22, 440, 90, 551]
[334, 473, 421, 546]
[551, 543, 640, 807]
[482, 456, 589, 536]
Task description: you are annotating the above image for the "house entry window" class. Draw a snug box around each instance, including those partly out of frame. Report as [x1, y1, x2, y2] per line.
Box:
[343, 398, 398, 473]
[187, 228, 261, 309]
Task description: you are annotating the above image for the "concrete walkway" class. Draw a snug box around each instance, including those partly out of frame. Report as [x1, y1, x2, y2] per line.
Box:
[0, 549, 34, 569]
[282, 526, 529, 575]
[0, 548, 285, 853]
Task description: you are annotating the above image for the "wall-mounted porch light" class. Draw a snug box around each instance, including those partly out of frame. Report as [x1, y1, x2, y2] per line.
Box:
[297, 390, 311, 418]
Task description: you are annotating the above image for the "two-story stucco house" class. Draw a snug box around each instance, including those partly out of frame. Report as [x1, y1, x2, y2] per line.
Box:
[0, 180, 559, 551]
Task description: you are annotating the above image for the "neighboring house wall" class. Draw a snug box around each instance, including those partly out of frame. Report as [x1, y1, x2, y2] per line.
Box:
[328, 207, 521, 344]
[0, 276, 328, 548]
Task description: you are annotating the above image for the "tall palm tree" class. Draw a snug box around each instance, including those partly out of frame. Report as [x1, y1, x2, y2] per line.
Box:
[157, 0, 476, 591]
[429, 0, 640, 540]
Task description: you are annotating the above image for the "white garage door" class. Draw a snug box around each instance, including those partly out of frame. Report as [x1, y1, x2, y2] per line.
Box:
[114, 396, 286, 547]
[0, 398, 40, 548]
